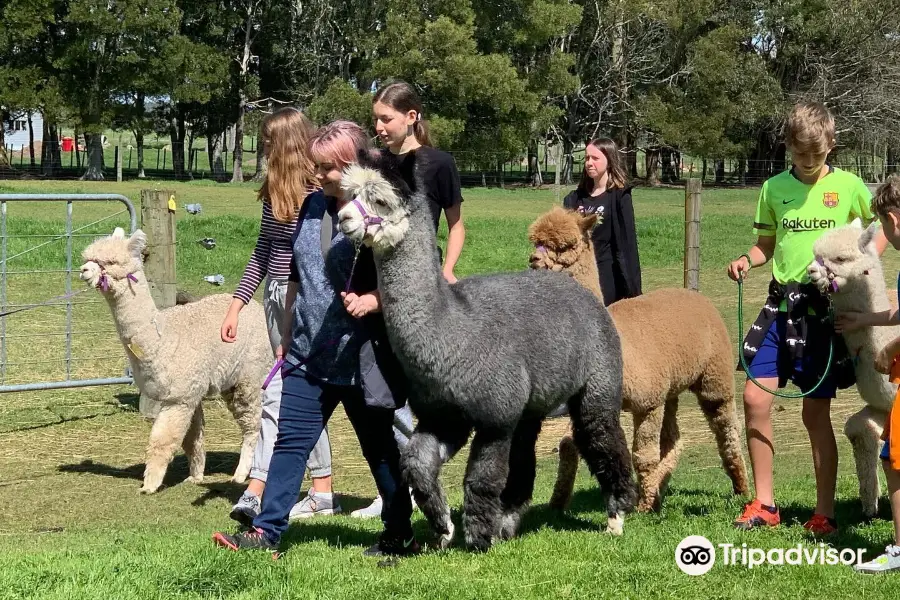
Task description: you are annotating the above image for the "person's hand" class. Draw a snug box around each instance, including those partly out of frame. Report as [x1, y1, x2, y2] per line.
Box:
[221, 312, 239, 342]
[341, 292, 378, 318]
[275, 343, 286, 362]
[443, 270, 458, 284]
[727, 255, 751, 282]
[834, 311, 866, 334]
[875, 344, 897, 374]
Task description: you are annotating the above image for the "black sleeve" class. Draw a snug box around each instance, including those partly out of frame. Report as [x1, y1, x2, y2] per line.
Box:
[288, 217, 301, 284]
[562, 190, 580, 210]
[611, 188, 642, 297]
[434, 153, 463, 209]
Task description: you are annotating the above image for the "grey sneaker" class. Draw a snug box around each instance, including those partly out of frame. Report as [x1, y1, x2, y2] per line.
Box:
[229, 491, 261, 528]
[351, 490, 417, 519]
[855, 545, 900, 574]
[288, 489, 342, 521]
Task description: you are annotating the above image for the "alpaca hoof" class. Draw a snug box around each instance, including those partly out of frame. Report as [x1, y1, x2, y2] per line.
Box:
[184, 475, 204, 484]
[231, 473, 249, 484]
[548, 495, 571, 512]
[435, 522, 455, 550]
[605, 513, 624, 536]
[139, 484, 159, 495]
[498, 512, 521, 541]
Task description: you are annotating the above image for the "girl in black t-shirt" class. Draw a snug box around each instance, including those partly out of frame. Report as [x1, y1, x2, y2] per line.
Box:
[372, 80, 466, 284]
[563, 138, 642, 306]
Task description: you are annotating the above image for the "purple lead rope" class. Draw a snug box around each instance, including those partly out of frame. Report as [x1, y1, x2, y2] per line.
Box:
[261, 244, 362, 390]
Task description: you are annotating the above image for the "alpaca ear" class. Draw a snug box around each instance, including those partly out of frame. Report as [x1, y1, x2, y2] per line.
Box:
[858, 221, 880, 253]
[112, 227, 125, 239]
[580, 214, 598, 232]
[128, 230, 147, 260]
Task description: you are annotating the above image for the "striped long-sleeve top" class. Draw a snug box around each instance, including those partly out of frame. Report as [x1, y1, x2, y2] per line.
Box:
[233, 199, 301, 304]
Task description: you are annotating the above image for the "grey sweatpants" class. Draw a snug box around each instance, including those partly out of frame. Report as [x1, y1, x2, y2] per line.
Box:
[250, 278, 333, 482]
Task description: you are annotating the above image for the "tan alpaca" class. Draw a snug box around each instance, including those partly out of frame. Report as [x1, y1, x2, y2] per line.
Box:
[528, 208, 748, 512]
[80, 228, 270, 493]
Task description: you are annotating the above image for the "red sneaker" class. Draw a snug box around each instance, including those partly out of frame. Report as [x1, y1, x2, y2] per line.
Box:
[734, 499, 780, 530]
[803, 514, 837, 536]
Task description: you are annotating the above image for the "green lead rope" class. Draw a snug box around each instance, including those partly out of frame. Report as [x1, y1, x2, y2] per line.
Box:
[736, 277, 836, 398]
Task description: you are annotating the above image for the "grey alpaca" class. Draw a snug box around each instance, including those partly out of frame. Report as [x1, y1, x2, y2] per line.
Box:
[337, 150, 636, 551]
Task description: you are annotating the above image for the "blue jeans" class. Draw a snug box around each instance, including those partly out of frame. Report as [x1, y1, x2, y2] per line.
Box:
[253, 368, 413, 544]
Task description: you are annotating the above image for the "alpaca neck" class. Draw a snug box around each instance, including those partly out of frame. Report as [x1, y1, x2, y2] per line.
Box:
[373, 197, 449, 352]
[104, 274, 162, 344]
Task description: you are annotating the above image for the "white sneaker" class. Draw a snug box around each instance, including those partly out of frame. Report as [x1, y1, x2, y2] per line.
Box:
[288, 489, 342, 521]
[854, 545, 900, 574]
[351, 489, 417, 519]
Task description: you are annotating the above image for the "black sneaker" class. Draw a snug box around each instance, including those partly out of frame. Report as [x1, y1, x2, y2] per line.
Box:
[212, 527, 279, 556]
[363, 532, 421, 558]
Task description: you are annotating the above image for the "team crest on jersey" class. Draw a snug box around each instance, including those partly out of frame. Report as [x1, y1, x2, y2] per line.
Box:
[823, 192, 839, 208]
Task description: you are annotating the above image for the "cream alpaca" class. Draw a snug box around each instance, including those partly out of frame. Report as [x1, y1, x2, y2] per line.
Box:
[80, 228, 270, 493]
[808, 222, 896, 516]
[527, 207, 748, 512]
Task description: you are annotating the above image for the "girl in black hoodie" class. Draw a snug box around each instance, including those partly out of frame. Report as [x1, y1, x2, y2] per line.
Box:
[563, 138, 642, 305]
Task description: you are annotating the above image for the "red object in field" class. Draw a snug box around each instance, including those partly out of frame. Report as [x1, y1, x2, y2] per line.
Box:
[61, 137, 74, 152]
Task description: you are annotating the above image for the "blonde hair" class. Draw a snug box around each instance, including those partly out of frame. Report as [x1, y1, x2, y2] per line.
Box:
[577, 138, 628, 194]
[784, 101, 835, 154]
[257, 108, 317, 222]
[871, 175, 900, 220]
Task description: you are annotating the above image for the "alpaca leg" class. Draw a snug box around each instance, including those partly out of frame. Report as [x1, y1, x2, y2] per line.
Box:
[141, 402, 196, 494]
[498, 417, 543, 540]
[652, 396, 684, 508]
[402, 419, 470, 549]
[568, 383, 636, 535]
[181, 403, 205, 484]
[693, 367, 749, 497]
[222, 383, 262, 484]
[462, 428, 512, 551]
[631, 405, 664, 513]
[548, 422, 580, 511]
[844, 406, 886, 517]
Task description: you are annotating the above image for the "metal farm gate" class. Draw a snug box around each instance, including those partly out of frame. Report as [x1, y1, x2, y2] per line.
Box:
[0, 194, 137, 393]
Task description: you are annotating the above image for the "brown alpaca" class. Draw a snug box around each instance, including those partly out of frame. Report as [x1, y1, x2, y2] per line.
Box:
[528, 207, 748, 512]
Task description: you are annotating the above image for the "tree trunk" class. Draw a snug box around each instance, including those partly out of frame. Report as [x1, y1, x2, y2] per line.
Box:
[645, 147, 661, 186]
[74, 125, 82, 170]
[169, 107, 186, 180]
[888, 144, 898, 175]
[562, 137, 575, 185]
[187, 127, 197, 177]
[27, 113, 35, 167]
[661, 147, 677, 183]
[715, 160, 725, 184]
[135, 131, 146, 178]
[80, 131, 105, 180]
[253, 134, 267, 182]
[527, 139, 542, 186]
[231, 106, 245, 183]
[625, 130, 638, 179]
[208, 132, 226, 181]
[701, 158, 707, 183]
[41, 119, 61, 176]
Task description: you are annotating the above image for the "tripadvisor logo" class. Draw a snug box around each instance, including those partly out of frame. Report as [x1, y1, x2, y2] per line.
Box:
[781, 216, 836, 231]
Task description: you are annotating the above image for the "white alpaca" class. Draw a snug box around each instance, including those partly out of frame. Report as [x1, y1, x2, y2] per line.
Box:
[808, 222, 897, 516]
[80, 228, 270, 493]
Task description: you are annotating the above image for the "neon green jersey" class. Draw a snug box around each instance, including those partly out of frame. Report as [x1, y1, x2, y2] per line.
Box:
[753, 167, 873, 284]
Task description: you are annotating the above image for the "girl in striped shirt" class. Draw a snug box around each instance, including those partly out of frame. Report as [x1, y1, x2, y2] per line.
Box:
[221, 107, 342, 524]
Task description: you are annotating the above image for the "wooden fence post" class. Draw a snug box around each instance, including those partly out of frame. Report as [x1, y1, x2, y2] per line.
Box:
[684, 178, 702, 291]
[140, 189, 177, 309]
[115, 146, 123, 182]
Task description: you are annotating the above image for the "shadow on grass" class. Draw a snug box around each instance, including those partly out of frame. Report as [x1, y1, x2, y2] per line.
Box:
[58, 451, 242, 489]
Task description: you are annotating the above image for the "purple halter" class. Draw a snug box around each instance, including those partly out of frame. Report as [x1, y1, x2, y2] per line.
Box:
[351, 196, 383, 227]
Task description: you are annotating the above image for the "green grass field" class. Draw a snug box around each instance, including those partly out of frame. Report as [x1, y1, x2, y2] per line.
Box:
[2, 179, 900, 598]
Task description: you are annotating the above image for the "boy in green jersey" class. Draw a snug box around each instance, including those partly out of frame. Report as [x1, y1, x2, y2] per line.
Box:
[726, 101, 888, 534]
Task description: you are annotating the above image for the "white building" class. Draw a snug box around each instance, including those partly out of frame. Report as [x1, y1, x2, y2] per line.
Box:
[3, 112, 44, 148]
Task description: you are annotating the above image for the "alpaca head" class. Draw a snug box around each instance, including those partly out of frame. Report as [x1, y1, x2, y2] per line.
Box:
[807, 221, 881, 295]
[337, 149, 413, 253]
[527, 207, 598, 272]
[79, 227, 146, 294]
